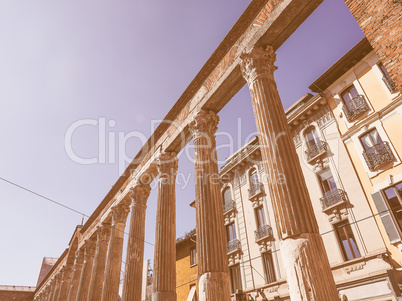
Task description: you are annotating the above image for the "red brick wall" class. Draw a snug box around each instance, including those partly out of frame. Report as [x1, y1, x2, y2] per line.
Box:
[344, 0, 402, 92]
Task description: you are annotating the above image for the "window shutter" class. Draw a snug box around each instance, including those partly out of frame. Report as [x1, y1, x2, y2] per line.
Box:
[372, 191, 402, 244]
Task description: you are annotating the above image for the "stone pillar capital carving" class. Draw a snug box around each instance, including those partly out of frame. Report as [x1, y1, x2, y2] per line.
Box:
[240, 45, 277, 84]
[111, 203, 130, 225]
[188, 110, 219, 140]
[97, 222, 112, 243]
[130, 184, 151, 208]
[156, 152, 178, 180]
[84, 237, 97, 257]
[75, 248, 85, 265]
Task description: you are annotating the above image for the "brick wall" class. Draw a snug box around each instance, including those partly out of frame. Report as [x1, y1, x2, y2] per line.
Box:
[344, 0, 402, 92]
[0, 291, 34, 301]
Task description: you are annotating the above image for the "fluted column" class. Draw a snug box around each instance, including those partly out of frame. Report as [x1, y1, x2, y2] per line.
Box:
[152, 152, 178, 301]
[67, 248, 84, 301]
[51, 273, 61, 301]
[240, 45, 338, 300]
[122, 183, 151, 301]
[56, 264, 73, 301]
[47, 281, 55, 301]
[87, 223, 111, 301]
[101, 203, 130, 301]
[76, 237, 97, 301]
[189, 111, 230, 301]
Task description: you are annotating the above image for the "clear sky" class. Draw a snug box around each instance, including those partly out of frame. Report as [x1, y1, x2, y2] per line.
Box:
[0, 0, 364, 286]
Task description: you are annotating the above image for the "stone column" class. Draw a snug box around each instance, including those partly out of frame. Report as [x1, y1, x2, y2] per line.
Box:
[240, 45, 338, 300]
[67, 248, 84, 301]
[189, 111, 231, 301]
[152, 152, 178, 301]
[51, 273, 61, 301]
[57, 264, 73, 301]
[87, 223, 111, 301]
[76, 237, 97, 301]
[122, 183, 151, 301]
[47, 281, 55, 301]
[101, 203, 130, 301]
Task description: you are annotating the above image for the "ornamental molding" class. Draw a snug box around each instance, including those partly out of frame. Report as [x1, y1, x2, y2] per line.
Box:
[157, 152, 178, 177]
[84, 237, 97, 257]
[75, 248, 85, 265]
[240, 45, 277, 85]
[97, 223, 112, 242]
[111, 203, 130, 225]
[130, 184, 151, 207]
[188, 110, 219, 140]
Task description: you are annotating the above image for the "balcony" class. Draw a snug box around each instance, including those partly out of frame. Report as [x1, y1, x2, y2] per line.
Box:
[363, 141, 395, 171]
[342, 95, 370, 122]
[305, 141, 328, 162]
[382, 74, 397, 93]
[248, 183, 264, 199]
[254, 224, 273, 242]
[223, 200, 236, 214]
[320, 189, 348, 211]
[227, 239, 241, 254]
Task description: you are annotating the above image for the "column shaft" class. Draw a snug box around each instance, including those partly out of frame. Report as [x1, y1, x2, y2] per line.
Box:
[87, 223, 111, 301]
[122, 184, 151, 301]
[101, 203, 130, 301]
[66, 248, 84, 301]
[152, 152, 178, 301]
[240, 45, 338, 300]
[57, 265, 73, 301]
[189, 111, 230, 301]
[76, 237, 97, 301]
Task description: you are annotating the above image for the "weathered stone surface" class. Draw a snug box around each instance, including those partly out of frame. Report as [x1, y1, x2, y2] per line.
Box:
[87, 223, 111, 301]
[152, 153, 178, 301]
[67, 248, 84, 301]
[76, 237, 97, 301]
[101, 204, 130, 301]
[240, 45, 338, 300]
[189, 111, 231, 301]
[122, 183, 151, 301]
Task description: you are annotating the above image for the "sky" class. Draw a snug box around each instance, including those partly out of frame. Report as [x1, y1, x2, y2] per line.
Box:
[0, 0, 365, 287]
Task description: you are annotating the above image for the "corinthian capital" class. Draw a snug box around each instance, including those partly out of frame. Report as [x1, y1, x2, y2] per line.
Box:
[157, 152, 178, 177]
[75, 248, 85, 265]
[240, 45, 277, 84]
[188, 110, 219, 140]
[84, 237, 97, 257]
[97, 222, 111, 242]
[111, 203, 130, 225]
[130, 184, 151, 207]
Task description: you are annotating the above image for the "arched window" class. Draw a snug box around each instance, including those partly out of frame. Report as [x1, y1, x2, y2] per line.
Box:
[250, 168, 260, 191]
[304, 126, 320, 149]
[223, 187, 232, 204]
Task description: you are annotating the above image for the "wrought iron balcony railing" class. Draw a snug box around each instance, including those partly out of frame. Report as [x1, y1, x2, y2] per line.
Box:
[342, 95, 370, 122]
[254, 224, 273, 242]
[305, 141, 328, 162]
[223, 200, 236, 214]
[248, 183, 264, 199]
[320, 189, 348, 211]
[363, 141, 395, 171]
[382, 75, 397, 93]
[227, 239, 241, 253]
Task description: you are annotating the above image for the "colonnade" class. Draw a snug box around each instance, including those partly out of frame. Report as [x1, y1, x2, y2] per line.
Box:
[34, 46, 338, 301]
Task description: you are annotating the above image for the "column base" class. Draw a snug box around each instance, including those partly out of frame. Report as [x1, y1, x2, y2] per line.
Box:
[198, 272, 231, 301]
[152, 291, 176, 301]
[280, 233, 339, 301]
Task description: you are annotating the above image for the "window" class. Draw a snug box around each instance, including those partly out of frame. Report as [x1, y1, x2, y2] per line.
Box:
[340, 85, 369, 122]
[223, 187, 232, 204]
[226, 223, 237, 242]
[190, 247, 196, 266]
[341, 85, 359, 110]
[383, 182, 402, 232]
[318, 169, 337, 195]
[250, 168, 260, 190]
[304, 127, 320, 149]
[360, 129, 383, 151]
[228, 264, 242, 294]
[334, 220, 361, 261]
[379, 62, 397, 92]
[255, 206, 266, 228]
[262, 252, 276, 284]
